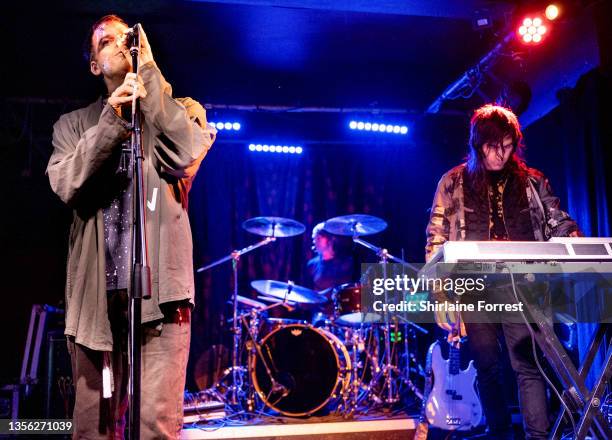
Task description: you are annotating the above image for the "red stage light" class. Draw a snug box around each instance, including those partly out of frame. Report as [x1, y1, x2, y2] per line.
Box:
[518, 16, 546, 45]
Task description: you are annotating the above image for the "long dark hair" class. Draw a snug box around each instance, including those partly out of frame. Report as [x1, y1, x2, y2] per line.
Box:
[466, 104, 527, 194]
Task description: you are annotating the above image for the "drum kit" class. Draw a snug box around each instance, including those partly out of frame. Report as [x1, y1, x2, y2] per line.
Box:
[197, 214, 427, 418]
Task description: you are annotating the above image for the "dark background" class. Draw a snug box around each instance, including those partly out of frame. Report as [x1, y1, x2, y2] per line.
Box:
[1, 0, 610, 395]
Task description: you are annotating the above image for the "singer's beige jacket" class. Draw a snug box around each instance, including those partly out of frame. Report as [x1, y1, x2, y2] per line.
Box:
[47, 62, 216, 351]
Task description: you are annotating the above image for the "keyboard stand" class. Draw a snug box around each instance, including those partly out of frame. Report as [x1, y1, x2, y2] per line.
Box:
[515, 284, 611, 440]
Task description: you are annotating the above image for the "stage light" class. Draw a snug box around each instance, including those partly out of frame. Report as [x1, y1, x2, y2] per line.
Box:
[545, 4, 559, 21]
[248, 144, 303, 154]
[348, 120, 409, 135]
[210, 121, 242, 131]
[518, 16, 546, 44]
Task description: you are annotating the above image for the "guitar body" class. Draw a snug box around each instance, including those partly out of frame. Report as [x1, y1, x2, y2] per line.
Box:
[424, 340, 483, 431]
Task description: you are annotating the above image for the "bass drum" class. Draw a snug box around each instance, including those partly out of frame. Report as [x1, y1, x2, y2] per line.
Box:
[252, 324, 351, 417]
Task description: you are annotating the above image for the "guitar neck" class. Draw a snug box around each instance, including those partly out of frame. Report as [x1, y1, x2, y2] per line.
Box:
[449, 345, 461, 375]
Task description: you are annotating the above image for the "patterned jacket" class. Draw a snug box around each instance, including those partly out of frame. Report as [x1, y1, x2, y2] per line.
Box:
[425, 163, 580, 262]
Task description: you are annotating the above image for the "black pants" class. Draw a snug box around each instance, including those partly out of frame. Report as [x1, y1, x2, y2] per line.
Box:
[465, 320, 550, 439]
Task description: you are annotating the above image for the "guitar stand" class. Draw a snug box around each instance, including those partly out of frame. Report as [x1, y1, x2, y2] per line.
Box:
[516, 285, 611, 440]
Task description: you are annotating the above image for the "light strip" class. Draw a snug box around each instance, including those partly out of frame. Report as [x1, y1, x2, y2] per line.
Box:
[210, 121, 241, 131]
[349, 120, 408, 135]
[248, 144, 303, 154]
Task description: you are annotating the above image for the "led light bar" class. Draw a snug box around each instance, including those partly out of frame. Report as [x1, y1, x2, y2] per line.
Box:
[349, 120, 408, 135]
[210, 121, 241, 131]
[248, 144, 303, 154]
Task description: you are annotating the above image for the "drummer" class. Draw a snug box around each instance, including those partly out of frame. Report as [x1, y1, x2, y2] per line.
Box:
[306, 222, 355, 292]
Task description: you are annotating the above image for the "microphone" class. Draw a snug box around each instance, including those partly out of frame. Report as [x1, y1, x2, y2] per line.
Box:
[127, 23, 141, 54]
[126, 23, 140, 38]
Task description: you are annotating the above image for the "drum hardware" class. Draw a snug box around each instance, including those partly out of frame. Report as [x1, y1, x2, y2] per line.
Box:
[239, 302, 293, 412]
[196, 216, 305, 407]
[200, 214, 428, 419]
[334, 215, 417, 406]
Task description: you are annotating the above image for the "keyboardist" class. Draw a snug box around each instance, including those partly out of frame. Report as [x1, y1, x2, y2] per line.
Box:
[425, 104, 581, 440]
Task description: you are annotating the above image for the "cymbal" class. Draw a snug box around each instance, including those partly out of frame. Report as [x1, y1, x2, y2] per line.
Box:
[323, 214, 387, 236]
[251, 280, 327, 305]
[242, 216, 305, 238]
[236, 295, 267, 309]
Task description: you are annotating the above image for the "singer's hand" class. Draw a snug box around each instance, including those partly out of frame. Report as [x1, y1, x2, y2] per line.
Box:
[119, 25, 154, 69]
[108, 73, 147, 114]
[138, 25, 154, 66]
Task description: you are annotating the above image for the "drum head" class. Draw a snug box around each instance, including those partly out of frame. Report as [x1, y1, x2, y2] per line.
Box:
[253, 324, 341, 416]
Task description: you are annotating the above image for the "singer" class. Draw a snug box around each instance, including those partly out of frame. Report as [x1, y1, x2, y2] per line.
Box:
[47, 14, 216, 439]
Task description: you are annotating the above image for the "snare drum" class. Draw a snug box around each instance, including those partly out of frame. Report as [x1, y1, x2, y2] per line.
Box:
[251, 324, 351, 416]
[332, 282, 381, 325]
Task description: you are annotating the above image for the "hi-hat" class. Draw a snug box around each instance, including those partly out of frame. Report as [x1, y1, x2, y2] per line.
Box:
[251, 280, 327, 305]
[324, 214, 387, 236]
[242, 216, 305, 238]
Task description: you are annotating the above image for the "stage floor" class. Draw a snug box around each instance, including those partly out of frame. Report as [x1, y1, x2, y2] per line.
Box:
[181, 413, 418, 440]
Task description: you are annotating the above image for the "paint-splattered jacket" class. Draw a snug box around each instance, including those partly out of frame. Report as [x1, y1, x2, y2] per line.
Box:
[425, 163, 580, 262]
[47, 62, 216, 351]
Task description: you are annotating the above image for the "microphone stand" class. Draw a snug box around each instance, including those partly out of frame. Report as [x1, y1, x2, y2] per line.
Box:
[128, 24, 151, 440]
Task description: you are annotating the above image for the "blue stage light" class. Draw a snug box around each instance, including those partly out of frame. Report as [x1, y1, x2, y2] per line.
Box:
[210, 121, 241, 131]
[349, 120, 409, 135]
[249, 144, 303, 154]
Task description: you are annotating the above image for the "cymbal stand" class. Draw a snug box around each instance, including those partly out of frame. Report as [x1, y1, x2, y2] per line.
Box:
[352, 236, 419, 405]
[240, 300, 294, 410]
[340, 325, 367, 418]
[196, 236, 276, 406]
